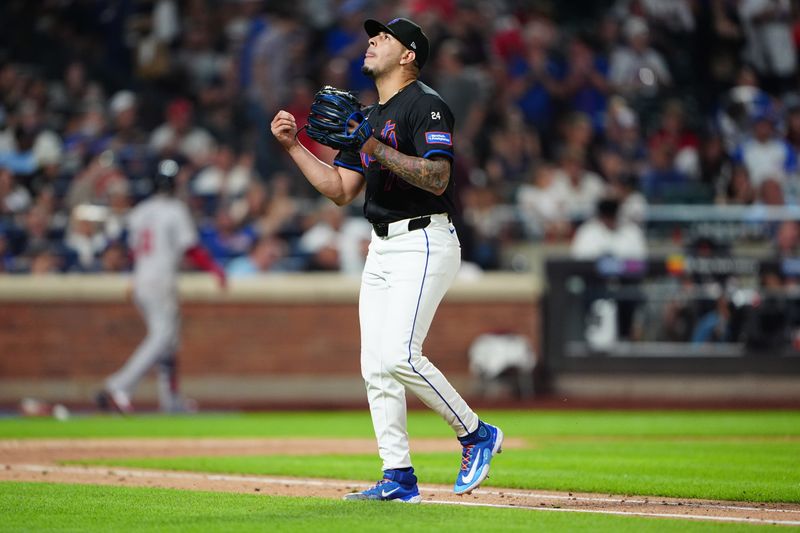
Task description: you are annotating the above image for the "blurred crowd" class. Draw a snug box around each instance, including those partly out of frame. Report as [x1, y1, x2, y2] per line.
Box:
[1, 0, 800, 275]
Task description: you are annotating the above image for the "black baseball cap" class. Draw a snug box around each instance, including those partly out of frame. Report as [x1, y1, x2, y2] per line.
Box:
[364, 18, 429, 69]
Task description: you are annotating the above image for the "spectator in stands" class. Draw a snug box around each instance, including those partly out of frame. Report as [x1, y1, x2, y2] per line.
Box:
[105, 91, 150, 187]
[716, 65, 773, 153]
[738, 0, 798, 94]
[570, 197, 647, 260]
[609, 17, 672, 111]
[691, 0, 745, 112]
[27, 245, 62, 275]
[555, 34, 610, 134]
[17, 206, 60, 264]
[733, 110, 797, 197]
[784, 93, 800, 160]
[0, 99, 63, 176]
[61, 104, 111, 175]
[722, 164, 757, 205]
[324, 1, 373, 93]
[228, 179, 268, 227]
[603, 98, 648, 174]
[507, 17, 562, 134]
[103, 179, 132, 242]
[0, 167, 31, 215]
[552, 146, 606, 222]
[48, 61, 105, 124]
[149, 98, 215, 167]
[31, 185, 69, 240]
[297, 199, 372, 275]
[636, 0, 696, 89]
[256, 173, 300, 238]
[758, 177, 786, 206]
[176, 20, 229, 95]
[432, 39, 489, 161]
[597, 146, 630, 186]
[225, 234, 290, 277]
[65, 151, 127, 209]
[640, 143, 693, 203]
[0, 231, 11, 272]
[774, 220, 800, 258]
[648, 99, 700, 178]
[516, 163, 571, 241]
[198, 204, 258, 265]
[99, 240, 130, 273]
[744, 262, 795, 351]
[65, 204, 108, 271]
[462, 185, 505, 270]
[553, 112, 597, 170]
[191, 144, 254, 208]
[611, 173, 648, 226]
[484, 108, 542, 200]
[245, 4, 307, 177]
[691, 293, 733, 344]
[699, 131, 736, 202]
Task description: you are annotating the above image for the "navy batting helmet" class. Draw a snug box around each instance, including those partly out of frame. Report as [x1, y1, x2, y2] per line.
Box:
[153, 159, 180, 193]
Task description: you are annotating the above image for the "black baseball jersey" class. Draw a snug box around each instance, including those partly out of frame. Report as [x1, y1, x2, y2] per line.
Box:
[333, 81, 456, 224]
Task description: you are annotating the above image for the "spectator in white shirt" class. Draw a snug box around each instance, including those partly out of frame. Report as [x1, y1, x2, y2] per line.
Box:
[149, 98, 215, 166]
[552, 146, 607, 222]
[733, 112, 798, 197]
[609, 17, 672, 99]
[571, 197, 647, 260]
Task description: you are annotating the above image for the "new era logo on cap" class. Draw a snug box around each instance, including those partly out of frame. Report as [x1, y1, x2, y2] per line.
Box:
[364, 18, 429, 69]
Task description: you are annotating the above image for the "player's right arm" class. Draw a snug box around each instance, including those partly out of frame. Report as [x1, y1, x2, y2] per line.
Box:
[271, 110, 365, 206]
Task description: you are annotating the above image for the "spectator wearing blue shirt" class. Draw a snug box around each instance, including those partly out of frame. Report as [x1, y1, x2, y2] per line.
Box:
[507, 19, 563, 134]
[198, 206, 258, 264]
[557, 34, 610, 134]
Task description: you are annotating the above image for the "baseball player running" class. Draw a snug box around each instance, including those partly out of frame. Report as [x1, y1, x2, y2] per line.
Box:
[97, 159, 226, 414]
[271, 17, 502, 502]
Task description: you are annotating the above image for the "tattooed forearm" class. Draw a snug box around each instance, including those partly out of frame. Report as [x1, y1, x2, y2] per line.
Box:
[372, 142, 450, 195]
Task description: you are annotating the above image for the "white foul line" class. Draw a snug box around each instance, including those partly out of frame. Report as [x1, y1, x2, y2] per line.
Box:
[423, 500, 800, 526]
[7, 464, 800, 526]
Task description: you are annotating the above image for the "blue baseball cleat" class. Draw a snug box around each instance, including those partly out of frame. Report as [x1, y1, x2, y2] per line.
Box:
[343, 468, 422, 503]
[454, 421, 504, 495]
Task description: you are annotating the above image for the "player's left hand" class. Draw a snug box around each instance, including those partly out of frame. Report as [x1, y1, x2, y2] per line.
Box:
[305, 86, 373, 151]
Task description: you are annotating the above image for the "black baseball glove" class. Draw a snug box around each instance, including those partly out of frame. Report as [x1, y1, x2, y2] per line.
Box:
[305, 86, 373, 151]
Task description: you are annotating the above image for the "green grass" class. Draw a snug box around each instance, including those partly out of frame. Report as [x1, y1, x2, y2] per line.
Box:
[0, 482, 784, 533]
[73, 437, 800, 503]
[2, 410, 799, 438]
[3, 410, 799, 530]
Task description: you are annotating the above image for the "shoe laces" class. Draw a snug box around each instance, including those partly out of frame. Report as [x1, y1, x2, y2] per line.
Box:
[460, 444, 474, 471]
[367, 479, 392, 492]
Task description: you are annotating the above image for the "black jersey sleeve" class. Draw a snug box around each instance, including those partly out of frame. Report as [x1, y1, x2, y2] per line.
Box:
[333, 149, 364, 175]
[411, 95, 455, 160]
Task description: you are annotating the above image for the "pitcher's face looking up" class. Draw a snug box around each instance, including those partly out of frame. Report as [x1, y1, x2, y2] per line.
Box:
[362, 32, 413, 78]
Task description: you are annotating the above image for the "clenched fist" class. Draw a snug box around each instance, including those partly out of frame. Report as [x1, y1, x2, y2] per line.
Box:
[271, 110, 298, 150]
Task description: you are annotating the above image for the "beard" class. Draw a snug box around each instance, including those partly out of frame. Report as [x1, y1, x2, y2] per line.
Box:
[360, 64, 377, 78]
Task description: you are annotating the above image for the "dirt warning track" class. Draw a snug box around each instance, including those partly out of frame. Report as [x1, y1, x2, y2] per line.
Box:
[1, 438, 799, 527]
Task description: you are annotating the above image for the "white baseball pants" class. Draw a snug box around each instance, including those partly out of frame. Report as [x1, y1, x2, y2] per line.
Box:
[106, 286, 181, 410]
[359, 213, 479, 470]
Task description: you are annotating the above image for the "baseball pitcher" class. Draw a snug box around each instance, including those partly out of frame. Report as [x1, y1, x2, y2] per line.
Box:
[271, 17, 503, 502]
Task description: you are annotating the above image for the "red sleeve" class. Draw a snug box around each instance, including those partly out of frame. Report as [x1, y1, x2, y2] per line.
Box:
[185, 246, 226, 287]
